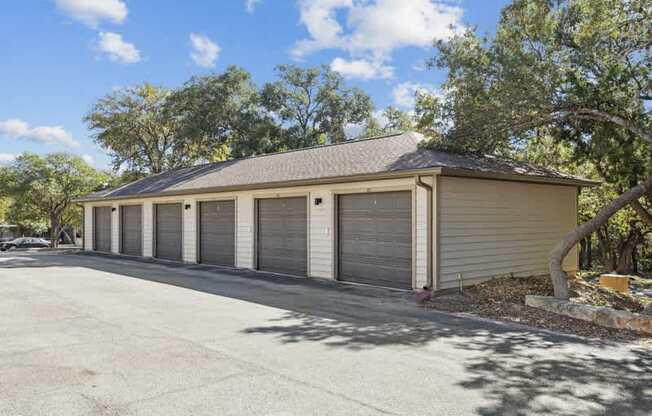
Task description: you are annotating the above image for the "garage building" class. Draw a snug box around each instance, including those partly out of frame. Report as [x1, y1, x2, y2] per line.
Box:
[75, 132, 593, 290]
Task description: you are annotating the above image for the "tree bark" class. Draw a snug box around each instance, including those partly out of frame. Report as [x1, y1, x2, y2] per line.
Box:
[580, 237, 594, 270]
[597, 227, 616, 272]
[566, 109, 652, 146]
[50, 215, 61, 248]
[549, 175, 652, 299]
[615, 229, 639, 275]
[586, 236, 592, 269]
[631, 199, 652, 226]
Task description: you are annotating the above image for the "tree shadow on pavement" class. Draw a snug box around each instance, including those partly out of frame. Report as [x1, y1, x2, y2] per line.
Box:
[243, 310, 651, 416]
[2, 252, 650, 415]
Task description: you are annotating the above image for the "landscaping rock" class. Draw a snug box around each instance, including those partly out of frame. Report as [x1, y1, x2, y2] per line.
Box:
[525, 295, 652, 334]
[642, 303, 652, 316]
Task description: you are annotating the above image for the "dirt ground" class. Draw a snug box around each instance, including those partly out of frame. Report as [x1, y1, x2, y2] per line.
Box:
[425, 275, 652, 344]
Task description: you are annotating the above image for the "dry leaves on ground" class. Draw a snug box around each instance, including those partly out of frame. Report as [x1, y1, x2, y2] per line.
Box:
[426, 275, 651, 343]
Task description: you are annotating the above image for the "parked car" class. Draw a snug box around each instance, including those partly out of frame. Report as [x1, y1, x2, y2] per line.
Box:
[0, 237, 50, 251]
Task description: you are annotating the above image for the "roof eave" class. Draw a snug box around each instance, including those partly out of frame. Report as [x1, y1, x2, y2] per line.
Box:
[439, 167, 600, 187]
[73, 166, 598, 204]
[72, 168, 444, 203]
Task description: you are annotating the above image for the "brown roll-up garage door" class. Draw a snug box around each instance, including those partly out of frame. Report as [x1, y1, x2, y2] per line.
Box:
[120, 205, 142, 256]
[338, 191, 412, 289]
[155, 203, 182, 261]
[93, 206, 112, 252]
[198, 200, 235, 266]
[257, 197, 307, 276]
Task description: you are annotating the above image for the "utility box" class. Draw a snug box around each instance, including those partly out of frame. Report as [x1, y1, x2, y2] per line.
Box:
[599, 274, 630, 293]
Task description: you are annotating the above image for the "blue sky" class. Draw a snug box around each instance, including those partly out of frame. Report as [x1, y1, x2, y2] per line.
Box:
[0, 0, 509, 170]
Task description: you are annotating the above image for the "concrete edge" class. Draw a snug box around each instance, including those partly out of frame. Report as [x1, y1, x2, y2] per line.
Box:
[525, 295, 652, 335]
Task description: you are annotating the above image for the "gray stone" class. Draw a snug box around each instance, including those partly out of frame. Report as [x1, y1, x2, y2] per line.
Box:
[525, 295, 652, 334]
[643, 303, 652, 316]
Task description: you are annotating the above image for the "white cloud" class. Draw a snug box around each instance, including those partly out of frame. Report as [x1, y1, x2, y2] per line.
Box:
[189, 33, 220, 68]
[292, 0, 463, 61]
[0, 153, 16, 164]
[412, 61, 427, 72]
[392, 82, 438, 108]
[55, 0, 127, 28]
[245, 0, 262, 13]
[330, 57, 393, 80]
[0, 119, 79, 147]
[81, 154, 95, 165]
[97, 32, 141, 64]
[292, 0, 352, 58]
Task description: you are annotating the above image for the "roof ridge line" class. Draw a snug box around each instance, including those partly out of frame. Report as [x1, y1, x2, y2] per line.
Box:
[173, 131, 410, 172]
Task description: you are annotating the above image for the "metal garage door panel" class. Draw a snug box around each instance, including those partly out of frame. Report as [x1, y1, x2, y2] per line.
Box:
[257, 197, 307, 276]
[338, 191, 412, 289]
[93, 206, 112, 252]
[121, 205, 142, 256]
[199, 200, 235, 266]
[155, 203, 182, 261]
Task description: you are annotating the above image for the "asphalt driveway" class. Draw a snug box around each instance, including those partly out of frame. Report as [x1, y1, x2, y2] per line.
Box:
[0, 251, 649, 416]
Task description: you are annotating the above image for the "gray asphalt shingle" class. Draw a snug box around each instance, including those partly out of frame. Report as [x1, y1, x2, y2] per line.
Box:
[77, 132, 594, 202]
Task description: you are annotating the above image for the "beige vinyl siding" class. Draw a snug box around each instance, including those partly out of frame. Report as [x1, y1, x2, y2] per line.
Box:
[142, 201, 154, 257]
[83, 204, 93, 251]
[111, 202, 119, 254]
[82, 176, 429, 288]
[438, 177, 578, 289]
[309, 190, 333, 279]
[236, 194, 254, 269]
[183, 199, 196, 263]
[414, 177, 431, 288]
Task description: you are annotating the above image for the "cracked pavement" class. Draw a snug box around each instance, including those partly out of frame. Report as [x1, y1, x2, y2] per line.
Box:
[0, 251, 650, 415]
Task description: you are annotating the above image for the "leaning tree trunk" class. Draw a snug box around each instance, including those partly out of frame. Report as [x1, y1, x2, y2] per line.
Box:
[50, 216, 61, 248]
[549, 175, 652, 299]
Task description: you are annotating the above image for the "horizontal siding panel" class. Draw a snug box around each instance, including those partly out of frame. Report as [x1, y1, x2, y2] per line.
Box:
[441, 217, 562, 231]
[442, 254, 550, 269]
[441, 228, 569, 238]
[441, 265, 550, 284]
[441, 239, 560, 253]
[443, 256, 550, 272]
[440, 233, 566, 245]
[309, 192, 333, 279]
[442, 246, 554, 261]
[439, 177, 578, 287]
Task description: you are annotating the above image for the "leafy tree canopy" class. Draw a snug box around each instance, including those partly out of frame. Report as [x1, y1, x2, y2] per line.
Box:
[362, 106, 415, 137]
[168, 66, 283, 159]
[416, 0, 652, 298]
[85, 83, 188, 174]
[417, 0, 651, 153]
[261, 65, 373, 147]
[1, 153, 110, 246]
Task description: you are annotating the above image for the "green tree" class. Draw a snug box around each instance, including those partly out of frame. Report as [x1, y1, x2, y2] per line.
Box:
[85, 83, 188, 174]
[383, 106, 414, 133]
[168, 66, 283, 159]
[0, 197, 10, 223]
[519, 135, 651, 274]
[361, 114, 384, 137]
[261, 65, 373, 148]
[2, 153, 109, 247]
[362, 107, 414, 137]
[416, 0, 652, 298]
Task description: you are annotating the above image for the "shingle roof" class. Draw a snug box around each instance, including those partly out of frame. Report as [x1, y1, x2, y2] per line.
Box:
[76, 132, 596, 202]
